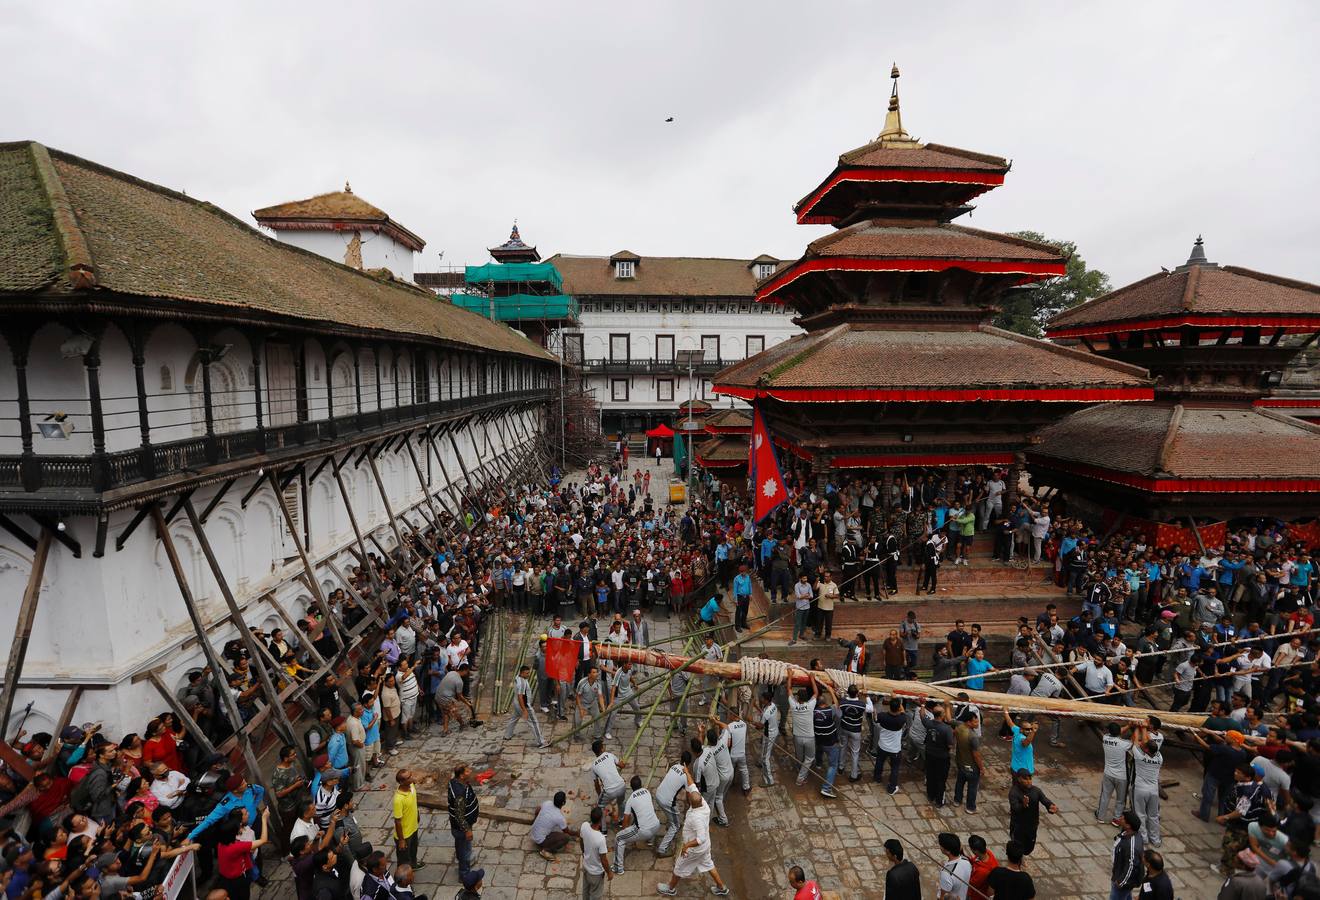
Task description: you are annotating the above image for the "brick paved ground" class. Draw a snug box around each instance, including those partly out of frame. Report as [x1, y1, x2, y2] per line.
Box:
[252, 472, 1229, 899]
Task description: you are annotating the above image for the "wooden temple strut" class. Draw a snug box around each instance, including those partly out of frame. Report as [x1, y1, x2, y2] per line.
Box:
[331, 454, 386, 595]
[592, 644, 1212, 731]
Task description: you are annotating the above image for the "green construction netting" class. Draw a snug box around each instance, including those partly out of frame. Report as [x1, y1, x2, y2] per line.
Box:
[464, 262, 563, 289]
[449, 292, 578, 321]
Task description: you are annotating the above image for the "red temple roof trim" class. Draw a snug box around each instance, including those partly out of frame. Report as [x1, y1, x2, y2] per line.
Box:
[716, 385, 1152, 403]
[756, 257, 1064, 302]
[834, 451, 1016, 469]
[1028, 456, 1320, 494]
[794, 167, 1005, 224]
[1049, 313, 1320, 340]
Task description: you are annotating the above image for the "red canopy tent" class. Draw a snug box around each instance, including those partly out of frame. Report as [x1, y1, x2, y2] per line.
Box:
[645, 423, 675, 459]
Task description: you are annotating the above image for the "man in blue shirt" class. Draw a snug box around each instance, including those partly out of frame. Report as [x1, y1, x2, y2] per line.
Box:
[187, 775, 266, 840]
[1003, 711, 1038, 775]
[759, 536, 777, 580]
[326, 715, 352, 781]
[699, 593, 722, 626]
[732, 565, 753, 633]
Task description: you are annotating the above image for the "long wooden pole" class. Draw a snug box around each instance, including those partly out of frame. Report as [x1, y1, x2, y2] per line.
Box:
[151, 505, 286, 835]
[0, 528, 52, 738]
[183, 498, 310, 771]
[332, 457, 385, 595]
[425, 428, 474, 532]
[365, 452, 413, 569]
[593, 644, 1212, 730]
[267, 471, 347, 649]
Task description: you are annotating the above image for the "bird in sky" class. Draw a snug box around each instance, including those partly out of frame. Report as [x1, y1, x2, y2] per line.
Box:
[664, 116, 674, 123]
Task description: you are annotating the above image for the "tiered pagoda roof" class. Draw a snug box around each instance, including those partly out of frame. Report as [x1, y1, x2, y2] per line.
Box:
[1031, 238, 1320, 511]
[703, 408, 752, 435]
[489, 223, 540, 263]
[716, 65, 1153, 417]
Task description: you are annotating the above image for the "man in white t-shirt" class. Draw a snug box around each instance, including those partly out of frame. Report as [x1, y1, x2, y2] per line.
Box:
[936, 832, 972, 899]
[788, 677, 818, 786]
[1130, 724, 1163, 847]
[580, 807, 612, 900]
[1096, 723, 1132, 825]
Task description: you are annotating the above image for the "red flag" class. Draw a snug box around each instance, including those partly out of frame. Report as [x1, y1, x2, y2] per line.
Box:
[545, 637, 579, 683]
[750, 405, 788, 523]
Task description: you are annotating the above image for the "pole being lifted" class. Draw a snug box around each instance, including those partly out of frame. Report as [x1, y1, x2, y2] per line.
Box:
[593, 644, 1213, 731]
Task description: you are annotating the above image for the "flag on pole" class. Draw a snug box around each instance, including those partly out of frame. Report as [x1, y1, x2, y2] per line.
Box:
[749, 405, 787, 522]
[545, 637, 578, 683]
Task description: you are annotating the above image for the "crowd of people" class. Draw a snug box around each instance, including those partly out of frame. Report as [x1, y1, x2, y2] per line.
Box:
[5, 451, 1320, 900]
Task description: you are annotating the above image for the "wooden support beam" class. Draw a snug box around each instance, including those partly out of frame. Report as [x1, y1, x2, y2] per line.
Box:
[40, 686, 83, 767]
[31, 516, 81, 559]
[198, 478, 237, 524]
[0, 513, 38, 552]
[307, 454, 334, 485]
[330, 460, 386, 596]
[183, 497, 311, 772]
[0, 528, 53, 738]
[277, 465, 303, 494]
[325, 562, 387, 628]
[162, 489, 196, 527]
[267, 471, 346, 651]
[146, 671, 218, 757]
[425, 427, 474, 533]
[238, 473, 268, 510]
[365, 451, 412, 568]
[403, 433, 446, 537]
[150, 503, 283, 832]
[265, 593, 328, 670]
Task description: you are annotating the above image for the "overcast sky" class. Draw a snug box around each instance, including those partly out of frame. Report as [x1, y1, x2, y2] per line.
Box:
[5, 1, 1318, 288]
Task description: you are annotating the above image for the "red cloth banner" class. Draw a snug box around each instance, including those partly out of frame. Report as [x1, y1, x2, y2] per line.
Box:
[545, 638, 578, 684]
[1049, 314, 1320, 340]
[750, 406, 788, 523]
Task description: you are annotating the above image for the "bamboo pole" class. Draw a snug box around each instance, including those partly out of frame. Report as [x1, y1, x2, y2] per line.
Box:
[594, 644, 1213, 730]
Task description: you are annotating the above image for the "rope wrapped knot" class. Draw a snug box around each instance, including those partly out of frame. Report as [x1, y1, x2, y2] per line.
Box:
[740, 657, 793, 685]
[825, 669, 864, 693]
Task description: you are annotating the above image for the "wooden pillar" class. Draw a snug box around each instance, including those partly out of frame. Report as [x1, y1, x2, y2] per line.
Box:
[267, 471, 346, 650]
[40, 687, 84, 767]
[182, 497, 310, 772]
[130, 328, 156, 480]
[0, 528, 52, 737]
[84, 346, 109, 491]
[12, 341, 39, 492]
[1005, 453, 1025, 507]
[251, 339, 266, 452]
[352, 348, 363, 415]
[331, 455, 385, 595]
[150, 504, 284, 834]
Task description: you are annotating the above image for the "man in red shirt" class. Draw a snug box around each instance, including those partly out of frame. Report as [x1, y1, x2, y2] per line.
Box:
[788, 865, 822, 900]
[966, 833, 999, 896]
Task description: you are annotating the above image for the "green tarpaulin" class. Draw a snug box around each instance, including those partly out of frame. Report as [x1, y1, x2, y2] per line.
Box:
[464, 262, 563, 289]
[673, 433, 686, 476]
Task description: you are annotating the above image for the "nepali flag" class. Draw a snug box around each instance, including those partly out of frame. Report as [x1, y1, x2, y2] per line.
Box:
[749, 404, 788, 523]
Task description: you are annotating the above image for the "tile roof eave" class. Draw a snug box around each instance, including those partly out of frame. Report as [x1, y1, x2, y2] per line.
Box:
[0, 286, 558, 362]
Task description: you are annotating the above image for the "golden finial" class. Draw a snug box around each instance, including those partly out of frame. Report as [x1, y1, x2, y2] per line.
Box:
[878, 61, 916, 145]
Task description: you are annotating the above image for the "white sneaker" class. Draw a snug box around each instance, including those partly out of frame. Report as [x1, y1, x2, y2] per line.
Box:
[657, 885, 678, 896]
[605, 732, 614, 739]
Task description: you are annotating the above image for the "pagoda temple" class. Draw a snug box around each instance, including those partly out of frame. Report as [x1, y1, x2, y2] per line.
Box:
[714, 66, 1152, 496]
[448, 223, 578, 347]
[695, 407, 752, 492]
[1030, 238, 1320, 541]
